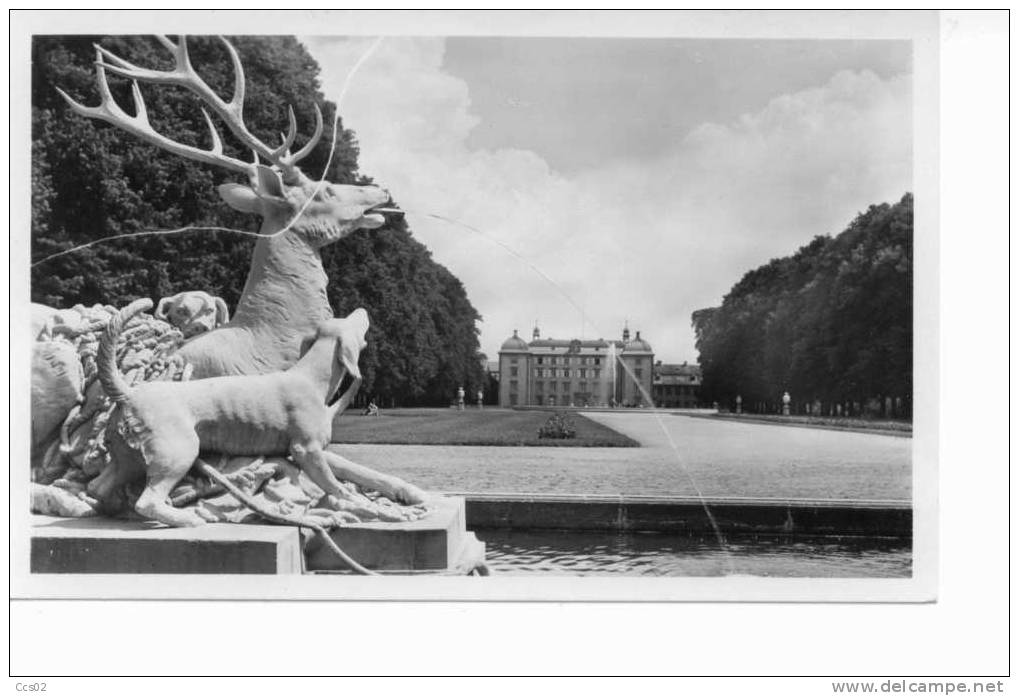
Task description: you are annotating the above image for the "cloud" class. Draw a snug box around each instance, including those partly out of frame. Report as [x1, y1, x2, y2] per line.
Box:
[303, 37, 911, 363]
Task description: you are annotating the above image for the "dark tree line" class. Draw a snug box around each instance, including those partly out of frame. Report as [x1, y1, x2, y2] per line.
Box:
[323, 218, 487, 407]
[31, 35, 485, 406]
[692, 193, 912, 419]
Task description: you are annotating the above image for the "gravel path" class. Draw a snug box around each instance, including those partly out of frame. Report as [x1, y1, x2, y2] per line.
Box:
[329, 412, 911, 501]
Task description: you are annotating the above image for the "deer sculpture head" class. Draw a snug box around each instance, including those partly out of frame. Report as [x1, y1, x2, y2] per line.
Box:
[57, 35, 391, 249]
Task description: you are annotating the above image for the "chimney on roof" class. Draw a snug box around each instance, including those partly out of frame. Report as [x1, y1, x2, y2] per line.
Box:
[635, 331, 641, 341]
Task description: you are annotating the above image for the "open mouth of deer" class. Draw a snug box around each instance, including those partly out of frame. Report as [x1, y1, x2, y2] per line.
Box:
[361, 204, 388, 227]
[354, 203, 404, 231]
[364, 205, 403, 224]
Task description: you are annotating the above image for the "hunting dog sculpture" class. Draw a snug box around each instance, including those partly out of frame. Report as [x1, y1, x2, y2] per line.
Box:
[155, 291, 230, 338]
[88, 299, 428, 527]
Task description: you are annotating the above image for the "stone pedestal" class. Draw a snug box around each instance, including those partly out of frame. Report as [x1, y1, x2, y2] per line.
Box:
[305, 496, 485, 573]
[31, 515, 302, 574]
[29, 495, 484, 575]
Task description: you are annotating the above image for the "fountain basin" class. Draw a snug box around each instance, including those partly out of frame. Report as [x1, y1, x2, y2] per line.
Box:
[28, 494, 909, 577]
[459, 492, 911, 537]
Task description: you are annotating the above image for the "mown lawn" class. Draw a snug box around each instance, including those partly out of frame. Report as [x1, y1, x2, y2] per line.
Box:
[333, 408, 638, 447]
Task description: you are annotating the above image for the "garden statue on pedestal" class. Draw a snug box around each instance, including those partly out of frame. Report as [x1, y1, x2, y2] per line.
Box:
[31, 35, 431, 532]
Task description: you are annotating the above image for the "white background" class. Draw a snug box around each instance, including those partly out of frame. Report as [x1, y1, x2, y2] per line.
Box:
[6, 9, 1012, 686]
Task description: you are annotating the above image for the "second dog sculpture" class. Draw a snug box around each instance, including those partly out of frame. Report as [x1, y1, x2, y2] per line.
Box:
[155, 291, 230, 338]
[88, 298, 426, 527]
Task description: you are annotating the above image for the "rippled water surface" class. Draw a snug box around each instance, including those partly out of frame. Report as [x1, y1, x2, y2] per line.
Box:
[476, 530, 911, 577]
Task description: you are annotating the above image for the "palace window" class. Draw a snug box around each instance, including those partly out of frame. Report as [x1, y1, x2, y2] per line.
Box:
[511, 366, 518, 377]
[537, 357, 544, 365]
[580, 368, 587, 378]
[563, 369, 570, 378]
[594, 357, 601, 366]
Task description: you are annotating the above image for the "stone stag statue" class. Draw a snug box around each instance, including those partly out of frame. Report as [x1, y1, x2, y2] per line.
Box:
[32, 35, 427, 521]
[58, 35, 392, 379]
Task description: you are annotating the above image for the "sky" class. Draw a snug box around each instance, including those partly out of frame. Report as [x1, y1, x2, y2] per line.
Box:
[301, 36, 912, 364]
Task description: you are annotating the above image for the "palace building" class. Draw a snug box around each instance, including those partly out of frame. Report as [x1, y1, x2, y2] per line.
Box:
[497, 325, 655, 407]
[652, 361, 702, 408]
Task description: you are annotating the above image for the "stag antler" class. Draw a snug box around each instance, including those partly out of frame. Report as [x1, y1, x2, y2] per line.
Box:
[57, 35, 324, 182]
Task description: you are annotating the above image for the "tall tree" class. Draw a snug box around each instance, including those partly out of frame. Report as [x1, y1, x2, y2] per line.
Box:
[693, 193, 913, 417]
[31, 35, 485, 406]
